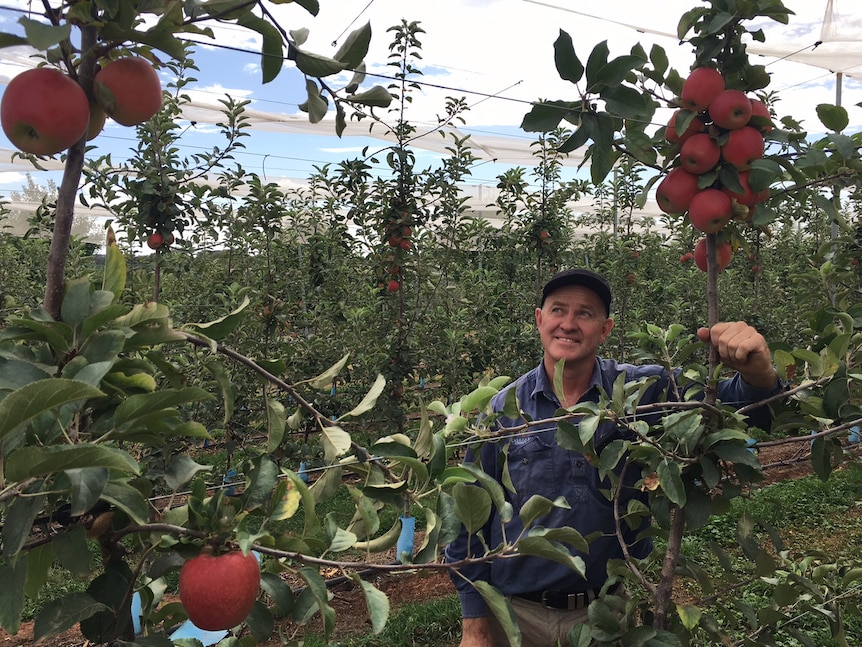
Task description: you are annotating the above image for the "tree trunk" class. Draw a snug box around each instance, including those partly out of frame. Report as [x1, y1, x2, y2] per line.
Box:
[42, 27, 97, 319]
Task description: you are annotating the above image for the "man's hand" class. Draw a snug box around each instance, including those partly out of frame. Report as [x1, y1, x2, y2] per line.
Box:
[697, 322, 778, 389]
[460, 617, 496, 647]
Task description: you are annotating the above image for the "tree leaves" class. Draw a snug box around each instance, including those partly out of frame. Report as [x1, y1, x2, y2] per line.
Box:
[0, 379, 104, 441]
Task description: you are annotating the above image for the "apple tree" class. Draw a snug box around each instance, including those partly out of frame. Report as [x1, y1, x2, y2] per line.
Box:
[444, 0, 862, 643]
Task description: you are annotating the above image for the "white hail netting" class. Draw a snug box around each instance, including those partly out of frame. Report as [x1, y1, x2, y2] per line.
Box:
[0, 1, 859, 239]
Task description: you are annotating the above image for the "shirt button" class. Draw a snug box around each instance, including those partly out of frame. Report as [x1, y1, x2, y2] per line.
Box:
[576, 460, 583, 467]
[522, 458, 529, 464]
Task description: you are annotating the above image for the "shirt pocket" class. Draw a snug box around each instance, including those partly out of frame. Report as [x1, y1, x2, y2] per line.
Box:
[506, 434, 558, 510]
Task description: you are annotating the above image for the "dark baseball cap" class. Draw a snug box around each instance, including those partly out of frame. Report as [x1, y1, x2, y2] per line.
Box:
[540, 268, 612, 315]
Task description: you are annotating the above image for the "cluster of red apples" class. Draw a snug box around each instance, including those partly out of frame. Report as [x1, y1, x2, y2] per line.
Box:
[1, 57, 162, 157]
[384, 213, 414, 292]
[658, 67, 772, 272]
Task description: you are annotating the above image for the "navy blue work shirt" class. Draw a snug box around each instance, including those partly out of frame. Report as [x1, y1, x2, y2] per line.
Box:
[444, 357, 782, 618]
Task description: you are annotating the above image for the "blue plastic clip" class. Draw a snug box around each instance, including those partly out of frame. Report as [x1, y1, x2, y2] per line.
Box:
[223, 469, 237, 496]
[298, 462, 309, 483]
[397, 515, 416, 564]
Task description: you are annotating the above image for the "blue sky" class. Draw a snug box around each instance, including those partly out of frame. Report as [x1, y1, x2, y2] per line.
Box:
[0, 0, 859, 202]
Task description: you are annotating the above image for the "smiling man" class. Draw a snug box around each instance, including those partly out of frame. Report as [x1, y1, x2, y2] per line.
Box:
[445, 268, 784, 647]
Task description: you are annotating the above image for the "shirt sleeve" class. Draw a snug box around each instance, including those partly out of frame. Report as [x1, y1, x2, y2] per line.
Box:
[716, 372, 785, 430]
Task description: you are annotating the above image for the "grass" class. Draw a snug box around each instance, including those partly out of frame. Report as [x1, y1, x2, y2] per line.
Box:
[301, 595, 462, 647]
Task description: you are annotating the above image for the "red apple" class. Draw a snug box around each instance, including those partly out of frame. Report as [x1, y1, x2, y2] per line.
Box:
[722, 171, 757, 207]
[179, 550, 260, 631]
[94, 57, 162, 126]
[400, 238, 412, 250]
[681, 67, 725, 113]
[688, 189, 732, 233]
[693, 237, 733, 272]
[708, 90, 753, 130]
[147, 232, 164, 249]
[656, 167, 700, 214]
[679, 133, 721, 175]
[748, 99, 773, 133]
[1, 68, 89, 155]
[680, 252, 693, 263]
[721, 126, 765, 171]
[665, 110, 706, 145]
[387, 279, 400, 291]
[87, 104, 107, 141]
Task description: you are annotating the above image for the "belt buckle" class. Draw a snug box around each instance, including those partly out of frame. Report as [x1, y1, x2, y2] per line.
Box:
[566, 591, 588, 610]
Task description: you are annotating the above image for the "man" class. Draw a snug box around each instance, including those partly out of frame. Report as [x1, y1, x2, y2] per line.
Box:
[444, 268, 783, 647]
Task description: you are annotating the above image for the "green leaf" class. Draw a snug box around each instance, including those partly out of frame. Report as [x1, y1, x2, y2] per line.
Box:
[3, 488, 46, 558]
[286, 0, 319, 15]
[322, 424, 351, 462]
[68, 467, 108, 516]
[472, 581, 520, 645]
[584, 40, 610, 92]
[334, 22, 371, 68]
[460, 385, 498, 415]
[204, 358, 235, 425]
[183, 296, 249, 341]
[0, 378, 103, 441]
[1, 318, 71, 354]
[340, 374, 386, 419]
[102, 226, 126, 299]
[293, 47, 346, 77]
[307, 353, 349, 390]
[520, 100, 581, 133]
[19, 17, 71, 49]
[96, 481, 148, 525]
[114, 302, 171, 328]
[348, 85, 394, 108]
[519, 494, 555, 527]
[236, 13, 283, 83]
[266, 395, 286, 453]
[657, 460, 686, 506]
[589, 54, 646, 92]
[353, 576, 389, 634]
[260, 572, 295, 616]
[241, 456, 280, 512]
[0, 557, 27, 635]
[269, 479, 301, 522]
[245, 600, 274, 643]
[33, 592, 107, 642]
[25, 544, 54, 599]
[164, 455, 212, 491]
[0, 32, 27, 48]
[588, 112, 618, 184]
[52, 527, 92, 576]
[325, 513, 358, 552]
[553, 29, 583, 83]
[517, 536, 587, 576]
[113, 387, 212, 426]
[538, 526, 589, 554]
[816, 103, 849, 132]
[5, 445, 139, 481]
[452, 482, 491, 533]
[459, 462, 512, 522]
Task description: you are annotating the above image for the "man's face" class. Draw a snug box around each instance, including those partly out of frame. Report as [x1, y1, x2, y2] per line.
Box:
[536, 285, 614, 366]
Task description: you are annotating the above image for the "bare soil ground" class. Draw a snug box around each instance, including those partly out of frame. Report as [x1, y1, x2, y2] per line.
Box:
[0, 441, 831, 647]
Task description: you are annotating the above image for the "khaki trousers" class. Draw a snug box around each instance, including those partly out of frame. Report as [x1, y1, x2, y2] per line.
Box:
[486, 595, 590, 647]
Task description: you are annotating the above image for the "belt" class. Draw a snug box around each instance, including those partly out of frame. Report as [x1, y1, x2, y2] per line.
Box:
[515, 587, 604, 610]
